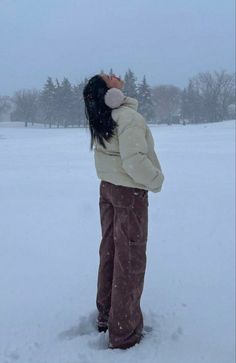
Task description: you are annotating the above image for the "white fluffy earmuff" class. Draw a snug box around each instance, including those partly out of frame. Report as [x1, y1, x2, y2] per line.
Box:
[104, 88, 125, 109]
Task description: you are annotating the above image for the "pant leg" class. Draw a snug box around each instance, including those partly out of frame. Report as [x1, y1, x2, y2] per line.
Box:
[108, 184, 148, 349]
[96, 181, 115, 326]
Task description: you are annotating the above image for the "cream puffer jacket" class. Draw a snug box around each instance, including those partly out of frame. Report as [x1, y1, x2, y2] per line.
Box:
[93, 96, 164, 193]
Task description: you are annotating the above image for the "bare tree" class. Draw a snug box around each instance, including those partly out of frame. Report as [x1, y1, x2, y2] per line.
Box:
[0, 96, 11, 121]
[216, 71, 235, 120]
[152, 85, 182, 124]
[192, 70, 235, 122]
[11, 90, 39, 127]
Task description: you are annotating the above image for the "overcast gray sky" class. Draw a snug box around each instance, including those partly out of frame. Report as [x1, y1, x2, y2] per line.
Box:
[0, 0, 235, 95]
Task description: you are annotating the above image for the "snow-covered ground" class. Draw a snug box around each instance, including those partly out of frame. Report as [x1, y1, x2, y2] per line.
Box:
[0, 120, 235, 363]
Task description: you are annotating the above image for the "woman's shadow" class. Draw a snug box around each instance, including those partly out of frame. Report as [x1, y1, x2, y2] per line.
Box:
[57, 310, 98, 341]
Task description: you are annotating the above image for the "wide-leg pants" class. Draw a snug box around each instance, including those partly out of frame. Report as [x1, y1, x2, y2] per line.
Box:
[96, 180, 148, 349]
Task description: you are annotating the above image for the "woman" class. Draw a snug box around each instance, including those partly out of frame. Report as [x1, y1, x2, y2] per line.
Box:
[83, 73, 164, 350]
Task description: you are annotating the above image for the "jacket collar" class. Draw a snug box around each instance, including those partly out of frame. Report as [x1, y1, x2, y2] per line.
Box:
[122, 96, 138, 111]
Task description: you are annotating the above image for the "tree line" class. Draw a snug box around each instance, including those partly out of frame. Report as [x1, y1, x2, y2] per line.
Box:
[0, 68, 235, 127]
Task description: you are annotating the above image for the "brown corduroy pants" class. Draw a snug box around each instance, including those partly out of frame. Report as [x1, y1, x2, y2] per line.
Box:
[96, 180, 148, 349]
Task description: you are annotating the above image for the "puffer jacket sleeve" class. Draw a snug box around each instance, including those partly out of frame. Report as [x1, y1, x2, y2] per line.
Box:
[118, 123, 164, 192]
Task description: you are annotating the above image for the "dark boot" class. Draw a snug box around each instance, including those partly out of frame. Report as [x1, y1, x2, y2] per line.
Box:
[97, 320, 108, 333]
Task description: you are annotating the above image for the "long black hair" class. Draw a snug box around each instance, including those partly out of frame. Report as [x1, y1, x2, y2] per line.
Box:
[83, 75, 118, 150]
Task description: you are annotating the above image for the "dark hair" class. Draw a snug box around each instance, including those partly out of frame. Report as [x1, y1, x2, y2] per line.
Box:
[83, 75, 118, 150]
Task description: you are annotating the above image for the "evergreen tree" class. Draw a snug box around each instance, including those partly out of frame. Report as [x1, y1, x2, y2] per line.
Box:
[123, 69, 138, 98]
[60, 77, 74, 127]
[72, 79, 87, 127]
[40, 77, 56, 127]
[137, 76, 154, 122]
[182, 79, 203, 123]
[181, 82, 195, 123]
[54, 79, 65, 127]
[180, 88, 188, 124]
